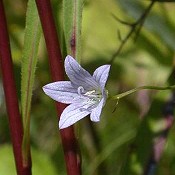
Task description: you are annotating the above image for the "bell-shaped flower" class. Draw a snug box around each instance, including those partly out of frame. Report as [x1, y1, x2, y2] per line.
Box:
[43, 55, 110, 129]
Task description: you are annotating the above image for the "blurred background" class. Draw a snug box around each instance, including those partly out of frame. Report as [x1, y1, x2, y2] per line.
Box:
[0, 0, 175, 174]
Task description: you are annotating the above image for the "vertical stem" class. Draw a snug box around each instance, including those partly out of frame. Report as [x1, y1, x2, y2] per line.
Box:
[0, 0, 31, 175]
[35, 0, 81, 175]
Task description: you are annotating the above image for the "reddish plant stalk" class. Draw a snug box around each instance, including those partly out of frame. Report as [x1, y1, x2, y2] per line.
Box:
[0, 0, 31, 174]
[35, 0, 81, 175]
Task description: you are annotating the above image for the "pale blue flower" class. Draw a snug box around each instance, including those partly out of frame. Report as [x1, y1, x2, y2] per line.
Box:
[43, 55, 110, 129]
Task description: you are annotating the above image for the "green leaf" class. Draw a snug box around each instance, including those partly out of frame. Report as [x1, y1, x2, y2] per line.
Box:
[21, 0, 41, 163]
[62, 0, 73, 55]
[63, 0, 84, 62]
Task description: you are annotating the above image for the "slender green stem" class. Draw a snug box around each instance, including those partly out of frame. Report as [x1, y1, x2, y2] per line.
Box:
[111, 85, 175, 100]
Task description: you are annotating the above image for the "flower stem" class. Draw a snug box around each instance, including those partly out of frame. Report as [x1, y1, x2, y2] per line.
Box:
[0, 0, 31, 174]
[111, 85, 175, 100]
[35, 1, 81, 175]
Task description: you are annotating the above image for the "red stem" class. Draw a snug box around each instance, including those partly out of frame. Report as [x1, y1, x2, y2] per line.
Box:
[35, 1, 81, 175]
[0, 0, 31, 174]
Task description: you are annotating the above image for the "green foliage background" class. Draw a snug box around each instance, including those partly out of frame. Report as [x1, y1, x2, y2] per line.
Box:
[0, 0, 175, 174]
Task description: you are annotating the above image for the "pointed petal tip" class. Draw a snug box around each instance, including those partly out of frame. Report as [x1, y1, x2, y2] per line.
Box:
[65, 55, 75, 62]
[59, 119, 72, 129]
[107, 64, 111, 69]
[42, 84, 51, 94]
[58, 109, 73, 129]
[93, 64, 111, 89]
[105, 64, 111, 75]
[42, 83, 50, 89]
[103, 64, 111, 70]
[65, 55, 75, 68]
[42, 85, 48, 93]
[42, 86, 51, 98]
[59, 122, 65, 130]
[104, 65, 111, 74]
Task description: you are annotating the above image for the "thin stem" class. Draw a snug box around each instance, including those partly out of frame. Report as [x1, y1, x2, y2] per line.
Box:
[0, 0, 31, 174]
[111, 85, 175, 100]
[35, 1, 81, 175]
[134, 1, 155, 41]
[110, 1, 155, 64]
[111, 14, 134, 26]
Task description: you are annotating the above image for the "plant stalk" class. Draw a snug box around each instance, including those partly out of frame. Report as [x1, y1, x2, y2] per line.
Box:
[0, 0, 31, 174]
[35, 0, 81, 174]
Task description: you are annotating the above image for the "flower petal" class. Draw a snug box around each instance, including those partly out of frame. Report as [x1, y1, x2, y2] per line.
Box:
[93, 65, 110, 89]
[65, 55, 99, 90]
[90, 98, 105, 122]
[59, 102, 91, 129]
[43, 81, 83, 104]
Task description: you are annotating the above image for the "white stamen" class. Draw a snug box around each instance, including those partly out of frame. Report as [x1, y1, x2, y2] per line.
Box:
[87, 90, 102, 100]
[85, 90, 96, 95]
[78, 87, 102, 111]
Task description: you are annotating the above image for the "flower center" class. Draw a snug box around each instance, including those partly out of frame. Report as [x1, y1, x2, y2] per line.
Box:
[77, 86, 102, 112]
[77, 86, 102, 101]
